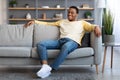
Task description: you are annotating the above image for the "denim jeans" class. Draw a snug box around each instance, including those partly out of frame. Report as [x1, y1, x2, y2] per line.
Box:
[37, 38, 79, 70]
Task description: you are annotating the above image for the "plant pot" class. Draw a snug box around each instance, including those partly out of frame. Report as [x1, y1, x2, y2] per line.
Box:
[104, 35, 115, 44]
[10, 4, 17, 7]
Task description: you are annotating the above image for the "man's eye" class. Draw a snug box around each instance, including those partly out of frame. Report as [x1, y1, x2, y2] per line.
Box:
[69, 12, 73, 14]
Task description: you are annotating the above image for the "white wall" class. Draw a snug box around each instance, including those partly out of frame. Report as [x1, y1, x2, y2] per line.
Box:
[0, 0, 7, 24]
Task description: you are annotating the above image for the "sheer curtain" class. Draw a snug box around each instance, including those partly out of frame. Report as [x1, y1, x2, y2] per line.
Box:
[107, 0, 120, 43]
[0, 0, 7, 24]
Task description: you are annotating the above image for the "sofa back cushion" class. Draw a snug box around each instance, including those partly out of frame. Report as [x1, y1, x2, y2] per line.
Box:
[0, 24, 33, 47]
[33, 24, 60, 47]
[81, 32, 90, 47]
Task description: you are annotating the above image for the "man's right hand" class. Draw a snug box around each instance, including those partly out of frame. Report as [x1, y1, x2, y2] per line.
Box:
[24, 20, 35, 28]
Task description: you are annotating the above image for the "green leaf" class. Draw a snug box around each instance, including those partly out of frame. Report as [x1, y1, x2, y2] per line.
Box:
[102, 8, 114, 35]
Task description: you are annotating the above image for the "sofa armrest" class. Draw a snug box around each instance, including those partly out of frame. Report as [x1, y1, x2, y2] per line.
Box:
[90, 32, 102, 65]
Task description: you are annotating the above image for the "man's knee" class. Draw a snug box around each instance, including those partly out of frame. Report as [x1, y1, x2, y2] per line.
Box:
[62, 42, 78, 53]
[37, 41, 45, 47]
[62, 44, 72, 52]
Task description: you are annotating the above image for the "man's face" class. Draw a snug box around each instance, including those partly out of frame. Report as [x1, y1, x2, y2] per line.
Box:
[67, 8, 78, 21]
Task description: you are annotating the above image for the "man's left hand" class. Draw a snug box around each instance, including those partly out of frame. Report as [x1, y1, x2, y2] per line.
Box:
[94, 26, 101, 37]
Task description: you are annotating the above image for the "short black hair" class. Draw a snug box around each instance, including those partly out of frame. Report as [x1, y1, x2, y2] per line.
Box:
[69, 6, 79, 14]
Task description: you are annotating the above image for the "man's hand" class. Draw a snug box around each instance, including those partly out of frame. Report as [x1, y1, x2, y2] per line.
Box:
[24, 20, 35, 28]
[94, 26, 101, 37]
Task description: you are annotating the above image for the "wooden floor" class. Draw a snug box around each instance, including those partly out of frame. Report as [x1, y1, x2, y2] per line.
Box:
[97, 47, 120, 80]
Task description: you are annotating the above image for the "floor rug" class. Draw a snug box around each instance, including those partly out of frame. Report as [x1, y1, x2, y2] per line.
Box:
[0, 67, 97, 80]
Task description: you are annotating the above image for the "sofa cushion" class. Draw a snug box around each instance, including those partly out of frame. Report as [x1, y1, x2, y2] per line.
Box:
[0, 47, 31, 57]
[0, 24, 33, 47]
[33, 24, 60, 47]
[81, 33, 90, 47]
[31, 47, 94, 59]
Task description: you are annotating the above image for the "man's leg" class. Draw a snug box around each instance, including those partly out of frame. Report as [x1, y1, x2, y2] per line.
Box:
[36, 40, 60, 78]
[37, 40, 60, 63]
[50, 40, 78, 70]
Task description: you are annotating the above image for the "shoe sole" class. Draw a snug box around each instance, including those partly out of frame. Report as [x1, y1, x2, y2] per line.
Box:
[37, 71, 51, 78]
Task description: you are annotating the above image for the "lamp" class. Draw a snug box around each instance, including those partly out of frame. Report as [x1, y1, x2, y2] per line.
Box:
[97, 0, 106, 8]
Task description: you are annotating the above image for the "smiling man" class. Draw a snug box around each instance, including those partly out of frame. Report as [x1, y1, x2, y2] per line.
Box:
[24, 6, 101, 78]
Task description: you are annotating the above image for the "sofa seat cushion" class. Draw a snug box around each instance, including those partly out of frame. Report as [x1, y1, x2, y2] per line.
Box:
[0, 47, 32, 57]
[31, 47, 94, 59]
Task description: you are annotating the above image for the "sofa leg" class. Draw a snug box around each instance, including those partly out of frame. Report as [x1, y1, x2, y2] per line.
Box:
[95, 64, 98, 74]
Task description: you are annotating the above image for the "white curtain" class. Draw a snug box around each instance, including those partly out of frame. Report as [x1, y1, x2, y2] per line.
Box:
[107, 0, 120, 43]
[0, 0, 7, 24]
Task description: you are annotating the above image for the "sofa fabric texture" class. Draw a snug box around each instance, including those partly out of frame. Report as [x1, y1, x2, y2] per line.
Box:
[33, 24, 60, 47]
[0, 24, 33, 47]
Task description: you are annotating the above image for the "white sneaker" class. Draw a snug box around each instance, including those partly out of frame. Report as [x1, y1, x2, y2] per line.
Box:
[36, 64, 52, 78]
[37, 71, 51, 78]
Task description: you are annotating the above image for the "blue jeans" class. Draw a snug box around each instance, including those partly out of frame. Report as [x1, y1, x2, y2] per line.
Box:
[37, 38, 78, 70]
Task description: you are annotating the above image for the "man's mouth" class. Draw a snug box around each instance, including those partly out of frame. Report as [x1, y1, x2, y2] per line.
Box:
[68, 16, 72, 18]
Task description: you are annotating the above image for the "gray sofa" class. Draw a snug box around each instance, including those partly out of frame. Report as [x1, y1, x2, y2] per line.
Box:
[0, 24, 102, 73]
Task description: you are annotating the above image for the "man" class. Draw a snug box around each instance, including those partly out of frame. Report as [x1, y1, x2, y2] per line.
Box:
[24, 6, 101, 78]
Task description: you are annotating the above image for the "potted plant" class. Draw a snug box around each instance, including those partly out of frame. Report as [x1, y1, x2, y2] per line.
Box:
[9, 0, 17, 7]
[84, 11, 92, 19]
[102, 8, 114, 43]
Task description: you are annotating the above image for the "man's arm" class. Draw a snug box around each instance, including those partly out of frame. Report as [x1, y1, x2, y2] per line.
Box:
[82, 20, 101, 37]
[24, 20, 61, 28]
